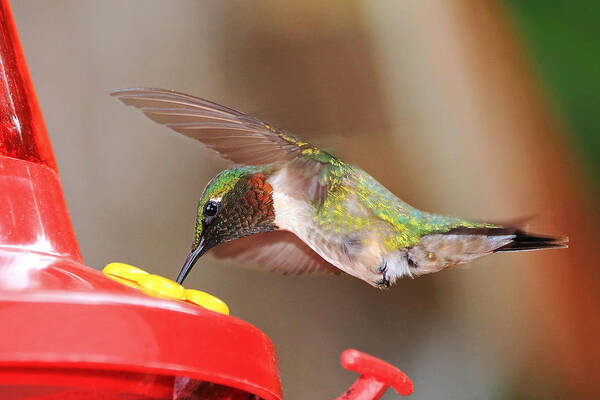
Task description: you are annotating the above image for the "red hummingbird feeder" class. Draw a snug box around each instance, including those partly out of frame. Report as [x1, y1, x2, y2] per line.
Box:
[0, 1, 413, 398]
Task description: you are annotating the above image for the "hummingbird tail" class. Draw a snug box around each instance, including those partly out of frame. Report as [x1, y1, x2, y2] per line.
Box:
[494, 230, 568, 252]
[405, 226, 567, 277]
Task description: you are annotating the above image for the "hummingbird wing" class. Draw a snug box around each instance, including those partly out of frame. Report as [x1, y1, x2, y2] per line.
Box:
[112, 87, 346, 207]
[111, 87, 326, 165]
[212, 230, 342, 275]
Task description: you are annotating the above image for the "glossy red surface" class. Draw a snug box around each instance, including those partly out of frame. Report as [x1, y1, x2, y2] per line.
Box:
[0, 0, 56, 171]
[0, 156, 81, 262]
[0, 367, 173, 400]
[0, 289, 281, 399]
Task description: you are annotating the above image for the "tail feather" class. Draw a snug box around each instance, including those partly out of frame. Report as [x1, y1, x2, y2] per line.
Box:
[495, 230, 568, 252]
[406, 225, 567, 278]
[446, 226, 568, 252]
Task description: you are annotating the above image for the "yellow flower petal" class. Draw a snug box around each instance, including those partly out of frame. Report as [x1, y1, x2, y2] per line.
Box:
[185, 289, 230, 315]
[137, 274, 185, 299]
[103, 262, 149, 282]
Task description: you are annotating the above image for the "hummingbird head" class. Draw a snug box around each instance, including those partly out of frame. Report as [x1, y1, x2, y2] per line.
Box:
[176, 167, 277, 284]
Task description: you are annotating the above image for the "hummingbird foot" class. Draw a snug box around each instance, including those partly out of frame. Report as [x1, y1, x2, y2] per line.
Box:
[406, 253, 418, 270]
[375, 262, 391, 289]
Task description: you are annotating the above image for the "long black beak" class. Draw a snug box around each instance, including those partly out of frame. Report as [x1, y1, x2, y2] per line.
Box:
[176, 239, 208, 284]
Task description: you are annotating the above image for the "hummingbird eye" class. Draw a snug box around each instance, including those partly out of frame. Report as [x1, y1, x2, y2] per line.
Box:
[203, 201, 219, 217]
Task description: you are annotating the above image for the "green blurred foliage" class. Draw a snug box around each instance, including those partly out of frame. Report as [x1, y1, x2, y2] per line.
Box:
[503, 0, 600, 187]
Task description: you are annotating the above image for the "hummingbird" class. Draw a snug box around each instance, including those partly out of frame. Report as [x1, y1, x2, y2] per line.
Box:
[112, 88, 568, 288]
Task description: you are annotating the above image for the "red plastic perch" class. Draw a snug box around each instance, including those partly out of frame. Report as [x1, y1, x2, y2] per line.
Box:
[337, 349, 414, 399]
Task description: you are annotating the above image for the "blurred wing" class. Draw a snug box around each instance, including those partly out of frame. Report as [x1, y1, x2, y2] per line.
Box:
[111, 87, 312, 165]
[212, 230, 341, 275]
[112, 87, 349, 206]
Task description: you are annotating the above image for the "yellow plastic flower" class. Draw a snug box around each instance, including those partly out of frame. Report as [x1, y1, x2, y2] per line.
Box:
[103, 262, 229, 315]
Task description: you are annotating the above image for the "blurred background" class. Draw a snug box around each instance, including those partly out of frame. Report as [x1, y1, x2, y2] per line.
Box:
[12, 1, 599, 399]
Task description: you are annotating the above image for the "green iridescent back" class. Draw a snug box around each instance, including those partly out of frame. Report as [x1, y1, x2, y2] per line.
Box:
[306, 152, 494, 251]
